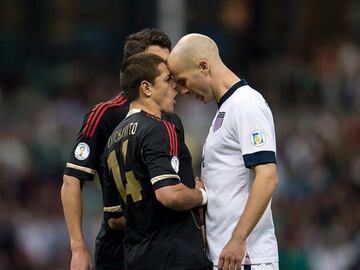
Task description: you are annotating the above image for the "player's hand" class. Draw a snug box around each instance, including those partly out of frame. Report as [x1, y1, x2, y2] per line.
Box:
[71, 246, 94, 270]
[195, 176, 204, 189]
[217, 237, 245, 270]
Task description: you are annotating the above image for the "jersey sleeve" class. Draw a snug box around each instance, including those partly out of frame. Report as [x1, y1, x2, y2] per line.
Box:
[163, 113, 195, 188]
[233, 99, 277, 169]
[162, 113, 185, 142]
[64, 95, 129, 182]
[142, 121, 181, 190]
[64, 109, 109, 181]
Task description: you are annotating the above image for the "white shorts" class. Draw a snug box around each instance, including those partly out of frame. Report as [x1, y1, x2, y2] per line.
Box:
[213, 262, 279, 270]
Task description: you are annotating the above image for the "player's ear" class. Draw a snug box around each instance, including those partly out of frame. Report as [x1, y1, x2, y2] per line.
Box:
[140, 80, 152, 97]
[199, 60, 209, 75]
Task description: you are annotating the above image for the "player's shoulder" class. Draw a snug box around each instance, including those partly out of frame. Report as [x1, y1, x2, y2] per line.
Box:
[140, 112, 179, 155]
[162, 112, 181, 123]
[229, 85, 269, 113]
[162, 112, 183, 129]
[81, 93, 128, 138]
[137, 111, 176, 137]
[89, 93, 128, 117]
[232, 85, 262, 103]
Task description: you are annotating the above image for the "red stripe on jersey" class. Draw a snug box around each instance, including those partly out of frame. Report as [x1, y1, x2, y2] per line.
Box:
[84, 96, 125, 137]
[82, 95, 124, 136]
[88, 98, 127, 138]
[170, 123, 178, 156]
[162, 121, 174, 156]
[82, 102, 105, 136]
[168, 122, 176, 156]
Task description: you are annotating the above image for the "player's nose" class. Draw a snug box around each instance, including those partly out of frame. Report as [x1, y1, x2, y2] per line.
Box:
[176, 85, 189, 95]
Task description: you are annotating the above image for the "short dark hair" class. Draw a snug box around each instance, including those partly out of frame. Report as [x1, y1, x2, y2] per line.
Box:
[123, 28, 172, 60]
[120, 53, 166, 102]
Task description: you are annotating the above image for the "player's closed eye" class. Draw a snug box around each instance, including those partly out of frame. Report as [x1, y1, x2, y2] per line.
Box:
[166, 74, 175, 82]
[178, 79, 186, 87]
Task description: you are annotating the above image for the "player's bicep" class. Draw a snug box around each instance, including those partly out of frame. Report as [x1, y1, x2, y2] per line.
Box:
[142, 121, 181, 190]
[234, 101, 277, 169]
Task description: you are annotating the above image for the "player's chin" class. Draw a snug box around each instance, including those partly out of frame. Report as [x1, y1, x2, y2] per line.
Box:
[163, 104, 175, 113]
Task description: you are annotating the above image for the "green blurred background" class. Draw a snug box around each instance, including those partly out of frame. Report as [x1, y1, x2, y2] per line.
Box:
[0, 0, 360, 269]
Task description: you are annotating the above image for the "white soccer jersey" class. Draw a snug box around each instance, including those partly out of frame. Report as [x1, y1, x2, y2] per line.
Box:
[201, 80, 278, 266]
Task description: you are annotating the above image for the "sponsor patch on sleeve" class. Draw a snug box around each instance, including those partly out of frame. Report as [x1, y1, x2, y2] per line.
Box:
[74, 142, 90, 160]
[250, 130, 265, 147]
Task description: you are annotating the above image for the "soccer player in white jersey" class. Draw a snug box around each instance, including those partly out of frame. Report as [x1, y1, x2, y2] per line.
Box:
[168, 34, 279, 270]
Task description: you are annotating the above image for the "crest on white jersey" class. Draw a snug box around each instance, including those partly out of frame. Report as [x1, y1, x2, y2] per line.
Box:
[74, 142, 90, 160]
[250, 130, 265, 146]
[171, 156, 179, 173]
[213, 112, 226, 132]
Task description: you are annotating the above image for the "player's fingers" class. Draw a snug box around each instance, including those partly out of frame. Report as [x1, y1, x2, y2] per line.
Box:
[229, 257, 236, 270]
[222, 256, 230, 270]
[195, 176, 200, 181]
[217, 254, 225, 269]
[235, 260, 241, 270]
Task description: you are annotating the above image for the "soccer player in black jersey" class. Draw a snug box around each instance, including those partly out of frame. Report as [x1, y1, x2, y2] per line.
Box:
[102, 53, 212, 270]
[61, 29, 197, 270]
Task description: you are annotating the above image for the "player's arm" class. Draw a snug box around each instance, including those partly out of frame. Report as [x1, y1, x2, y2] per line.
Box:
[61, 175, 85, 249]
[232, 163, 277, 239]
[155, 177, 206, 210]
[61, 108, 105, 269]
[61, 175, 93, 269]
[218, 164, 277, 269]
[144, 121, 207, 211]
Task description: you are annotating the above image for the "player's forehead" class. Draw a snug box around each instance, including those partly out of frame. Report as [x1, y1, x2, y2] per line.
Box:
[156, 62, 170, 79]
[167, 56, 190, 79]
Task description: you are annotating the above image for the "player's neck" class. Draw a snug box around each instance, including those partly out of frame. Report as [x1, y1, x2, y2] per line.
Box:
[130, 100, 161, 118]
[213, 67, 240, 103]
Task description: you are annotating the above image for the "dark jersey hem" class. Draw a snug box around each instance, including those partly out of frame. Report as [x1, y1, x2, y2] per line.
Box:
[63, 168, 95, 182]
[152, 178, 180, 190]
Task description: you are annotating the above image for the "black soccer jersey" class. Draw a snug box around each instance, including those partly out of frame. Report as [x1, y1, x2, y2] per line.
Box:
[163, 113, 195, 189]
[64, 94, 129, 183]
[102, 109, 211, 270]
[64, 93, 129, 270]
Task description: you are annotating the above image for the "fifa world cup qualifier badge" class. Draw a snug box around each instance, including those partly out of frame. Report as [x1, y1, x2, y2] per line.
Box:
[171, 156, 179, 173]
[74, 142, 90, 160]
[250, 130, 265, 146]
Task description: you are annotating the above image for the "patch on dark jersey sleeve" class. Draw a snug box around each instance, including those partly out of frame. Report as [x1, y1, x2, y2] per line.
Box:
[74, 142, 90, 160]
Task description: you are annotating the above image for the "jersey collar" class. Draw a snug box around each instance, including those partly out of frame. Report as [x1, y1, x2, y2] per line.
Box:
[217, 79, 248, 108]
[126, 108, 141, 118]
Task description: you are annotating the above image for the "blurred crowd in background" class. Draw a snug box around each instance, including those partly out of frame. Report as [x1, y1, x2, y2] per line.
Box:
[1, 0, 360, 269]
